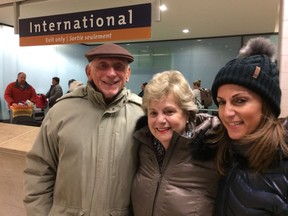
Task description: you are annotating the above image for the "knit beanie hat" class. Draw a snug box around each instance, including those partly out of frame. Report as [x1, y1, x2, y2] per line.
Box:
[211, 37, 281, 117]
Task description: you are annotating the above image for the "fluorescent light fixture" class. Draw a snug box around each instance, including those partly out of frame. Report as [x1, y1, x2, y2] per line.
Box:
[133, 53, 171, 57]
[152, 53, 170, 56]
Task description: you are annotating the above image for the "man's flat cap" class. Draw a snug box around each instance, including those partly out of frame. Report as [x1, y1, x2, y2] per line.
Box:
[85, 43, 134, 63]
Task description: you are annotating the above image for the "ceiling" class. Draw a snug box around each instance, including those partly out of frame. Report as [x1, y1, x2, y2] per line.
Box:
[0, 0, 281, 43]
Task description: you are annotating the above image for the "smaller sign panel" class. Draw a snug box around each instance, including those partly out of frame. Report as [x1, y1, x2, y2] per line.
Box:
[19, 3, 151, 46]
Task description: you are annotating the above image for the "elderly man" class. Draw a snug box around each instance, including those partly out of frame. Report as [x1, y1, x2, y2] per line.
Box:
[4, 72, 37, 107]
[23, 43, 144, 216]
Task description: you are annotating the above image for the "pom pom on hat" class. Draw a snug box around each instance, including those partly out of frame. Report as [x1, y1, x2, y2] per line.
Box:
[211, 37, 281, 117]
[238, 37, 276, 61]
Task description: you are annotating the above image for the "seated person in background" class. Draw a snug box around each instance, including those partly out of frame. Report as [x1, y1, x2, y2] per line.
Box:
[46, 77, 63, 108]
[4, 72, 37, 107]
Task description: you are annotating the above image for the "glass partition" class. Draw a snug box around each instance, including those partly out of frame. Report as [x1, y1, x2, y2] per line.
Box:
[0, 24, 278, 120]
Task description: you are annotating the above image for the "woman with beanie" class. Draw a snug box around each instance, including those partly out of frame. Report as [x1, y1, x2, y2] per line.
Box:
[211, 37, 288, 215]
[132, 70, 222, 216]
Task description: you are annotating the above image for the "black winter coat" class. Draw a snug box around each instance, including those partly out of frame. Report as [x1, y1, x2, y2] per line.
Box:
[214, 151, 288, 216]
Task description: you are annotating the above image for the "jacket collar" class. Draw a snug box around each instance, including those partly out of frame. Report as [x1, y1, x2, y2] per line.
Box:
[15, 80, 29, 89]
[86, 82, 129, 111]
[134, 114, 221, 140]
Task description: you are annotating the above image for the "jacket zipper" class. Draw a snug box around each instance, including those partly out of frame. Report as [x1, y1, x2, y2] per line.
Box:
[223, 161, 238, 212]
[151, 136, 179, 216]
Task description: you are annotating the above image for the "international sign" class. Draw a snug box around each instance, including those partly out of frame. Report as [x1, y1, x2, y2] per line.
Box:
[19, 3, 151, 46]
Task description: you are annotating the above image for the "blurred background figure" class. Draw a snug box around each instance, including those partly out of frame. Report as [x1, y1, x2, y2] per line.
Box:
[68, 80, 84, 93]
[66, 79, 76, 93]
[46, 77, 63, 108]
[138, 82, 147, 97]
[192, 79, 202, 108]
[4, 72, 37, 107]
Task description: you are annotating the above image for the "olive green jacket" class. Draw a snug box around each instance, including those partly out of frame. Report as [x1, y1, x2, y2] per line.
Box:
[24, 83, 144, 216]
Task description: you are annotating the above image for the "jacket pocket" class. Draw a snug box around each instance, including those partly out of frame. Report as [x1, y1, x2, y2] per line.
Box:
[48, 205, 86, 216]
[109, 208, 129, 216]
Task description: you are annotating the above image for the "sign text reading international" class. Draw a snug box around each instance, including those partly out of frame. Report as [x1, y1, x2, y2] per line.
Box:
[19, 3, 151, 46]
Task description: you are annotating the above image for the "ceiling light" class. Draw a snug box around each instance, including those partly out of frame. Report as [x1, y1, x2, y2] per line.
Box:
[182, 29, 189, 33]
[159, 4, 167, 11]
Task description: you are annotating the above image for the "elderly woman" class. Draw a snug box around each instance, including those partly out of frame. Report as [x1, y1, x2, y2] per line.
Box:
[211, 37, 288, 215]
[131, 70, 223, 216]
